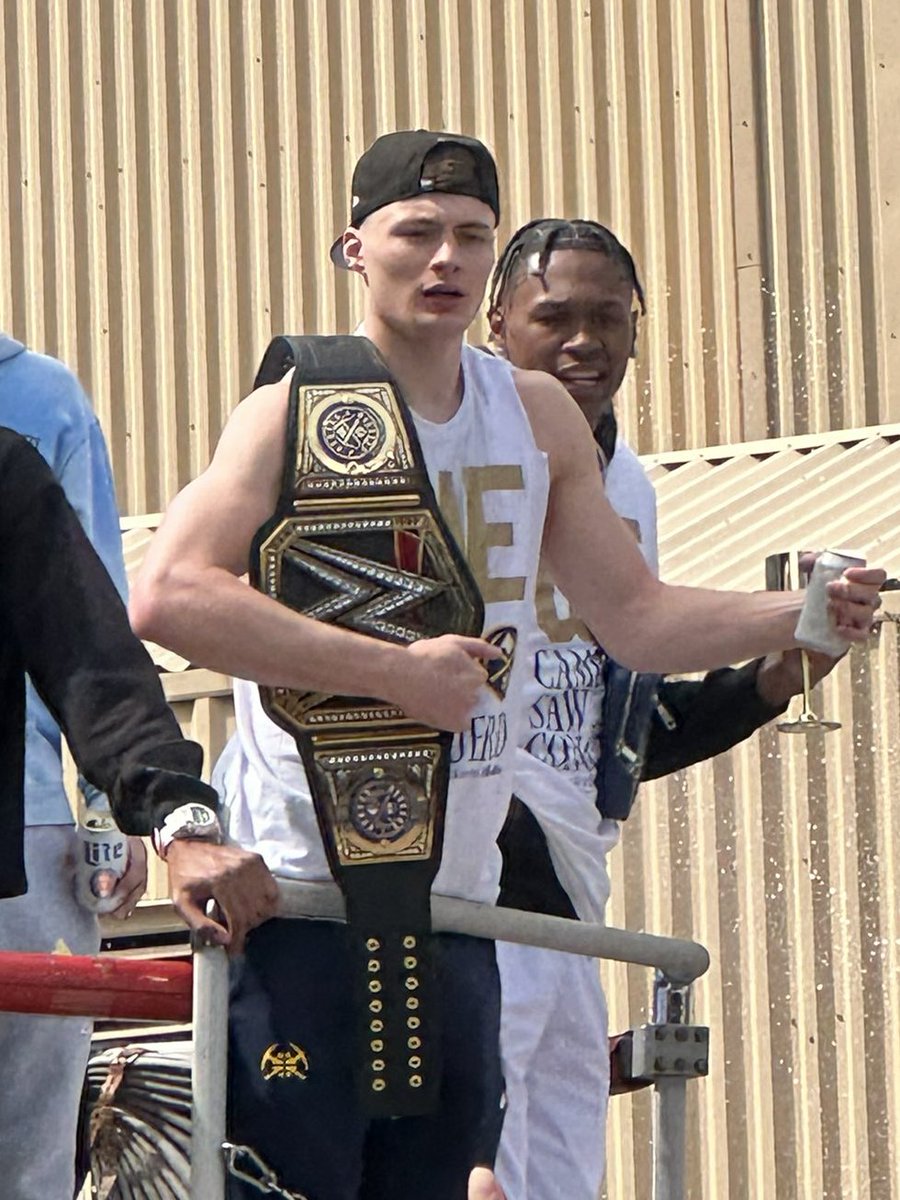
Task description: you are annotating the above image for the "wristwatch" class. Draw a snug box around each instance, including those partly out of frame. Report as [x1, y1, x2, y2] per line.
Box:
[152, 802, 223, 859]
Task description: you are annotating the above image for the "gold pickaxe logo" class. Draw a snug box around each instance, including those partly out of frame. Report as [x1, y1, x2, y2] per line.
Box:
[260, 1042, 310, 1081]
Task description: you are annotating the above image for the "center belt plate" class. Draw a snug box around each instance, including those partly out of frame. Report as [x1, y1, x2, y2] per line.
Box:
[250, 335, 483, 1117]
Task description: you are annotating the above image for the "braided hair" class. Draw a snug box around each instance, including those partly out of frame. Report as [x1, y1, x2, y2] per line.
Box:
[487, 217, 646, 323]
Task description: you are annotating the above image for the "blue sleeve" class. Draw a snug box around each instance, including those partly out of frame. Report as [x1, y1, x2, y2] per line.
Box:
[56, 404, 129, 811]
[17, 363, 129, 819]
[56, 414, 128, 601]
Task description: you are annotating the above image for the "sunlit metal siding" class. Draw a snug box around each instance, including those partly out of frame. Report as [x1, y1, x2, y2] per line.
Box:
[604, 431, 900, 1199]
[606, 623, 900, 1200]
[646, 428, 900, 586]
[2, 0, 898, 513]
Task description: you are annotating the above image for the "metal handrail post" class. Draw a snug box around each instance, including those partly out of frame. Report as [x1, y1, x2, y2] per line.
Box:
[190, 935, 229, 1199]
[650, 974, 703, 1200]
[653, 1078, 688, 1200]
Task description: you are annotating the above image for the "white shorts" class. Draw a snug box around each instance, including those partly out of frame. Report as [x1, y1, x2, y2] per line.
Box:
[495, 941, 609, 1200]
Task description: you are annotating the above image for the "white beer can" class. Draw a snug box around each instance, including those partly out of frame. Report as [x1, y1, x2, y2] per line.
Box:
[794, 548, 867, 656]
[74, 807, 128, 913]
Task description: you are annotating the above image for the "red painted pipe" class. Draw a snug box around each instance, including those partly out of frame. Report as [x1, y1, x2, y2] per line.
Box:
[0, 952, 193, 1021]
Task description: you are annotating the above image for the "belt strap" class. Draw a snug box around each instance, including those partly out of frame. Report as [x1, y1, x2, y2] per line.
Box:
[250, 335, 483, 1116]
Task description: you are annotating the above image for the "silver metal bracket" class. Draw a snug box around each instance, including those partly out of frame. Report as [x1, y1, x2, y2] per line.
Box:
[629, 1021, 710, 1082]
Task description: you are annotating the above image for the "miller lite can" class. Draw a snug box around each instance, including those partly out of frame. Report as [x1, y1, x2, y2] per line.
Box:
[75, 802, 128, 913]
[794, 548, 867, 657]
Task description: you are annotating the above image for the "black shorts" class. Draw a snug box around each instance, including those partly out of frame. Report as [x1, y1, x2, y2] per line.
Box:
[227, 919, 504, 1200]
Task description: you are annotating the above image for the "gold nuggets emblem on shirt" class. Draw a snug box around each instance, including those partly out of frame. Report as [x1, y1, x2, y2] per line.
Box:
[483, 625, 517, 699]
[260, 1042, 310, 1081]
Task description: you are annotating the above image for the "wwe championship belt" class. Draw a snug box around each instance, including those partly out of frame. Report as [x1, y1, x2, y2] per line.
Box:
[251, 335, 484, 1117]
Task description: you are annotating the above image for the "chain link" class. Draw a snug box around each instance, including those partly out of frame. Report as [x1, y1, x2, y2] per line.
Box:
[222, 1141, 311, 1200]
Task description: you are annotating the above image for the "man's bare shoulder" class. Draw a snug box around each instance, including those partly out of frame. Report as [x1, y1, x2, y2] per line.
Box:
[509, 366, 595, 464]
[211, 373, 292, 478]
[136, 375, 293, 582]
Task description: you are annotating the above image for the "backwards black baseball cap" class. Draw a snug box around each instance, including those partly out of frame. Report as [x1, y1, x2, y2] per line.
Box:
[330, 129, 500, 268]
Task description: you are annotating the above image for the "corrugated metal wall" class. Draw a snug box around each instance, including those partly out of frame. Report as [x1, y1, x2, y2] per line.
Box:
[2, 0, 898, 514]
[604, 618, 900, 1200]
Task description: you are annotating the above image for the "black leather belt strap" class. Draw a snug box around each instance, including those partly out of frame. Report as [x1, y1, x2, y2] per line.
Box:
[250, 335, 483, 1117]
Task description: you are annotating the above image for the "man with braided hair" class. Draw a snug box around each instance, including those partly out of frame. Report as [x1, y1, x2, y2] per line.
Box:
[487, 217, 843, 1199]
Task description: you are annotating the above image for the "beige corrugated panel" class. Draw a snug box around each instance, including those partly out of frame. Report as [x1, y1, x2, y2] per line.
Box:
[1, 0, 898, 512]
[605, 430, 900, 1200]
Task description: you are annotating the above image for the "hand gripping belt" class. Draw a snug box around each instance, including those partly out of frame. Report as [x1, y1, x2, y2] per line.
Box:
[251, 335, 484, 1117]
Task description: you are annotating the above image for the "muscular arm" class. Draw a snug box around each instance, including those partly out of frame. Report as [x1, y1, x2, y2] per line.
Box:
[515, 370, 879, 673]
[129, 378, 494, 732]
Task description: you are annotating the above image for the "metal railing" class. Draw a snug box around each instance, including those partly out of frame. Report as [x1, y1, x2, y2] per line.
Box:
[0, 878, 710, 1199]
[192, 878, 710, 1200]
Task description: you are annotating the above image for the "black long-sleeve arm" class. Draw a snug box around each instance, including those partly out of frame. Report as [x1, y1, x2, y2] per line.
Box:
[642, 661, 787, 781]
[0, 430, 218, 838]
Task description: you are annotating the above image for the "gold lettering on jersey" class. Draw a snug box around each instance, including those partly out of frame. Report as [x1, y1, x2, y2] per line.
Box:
[534, 555, 591, 643]
[435, 467, 525, 603]
[436, 472, 465, 552]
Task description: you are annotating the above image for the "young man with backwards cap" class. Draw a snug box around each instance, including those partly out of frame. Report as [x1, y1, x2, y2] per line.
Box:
[131, 133, 883, 1198]
[485, 217, 846, 1199]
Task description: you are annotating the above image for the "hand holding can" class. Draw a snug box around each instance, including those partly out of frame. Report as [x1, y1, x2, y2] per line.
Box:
[74, 808, 128, 913]
[794, 549, 867, 656]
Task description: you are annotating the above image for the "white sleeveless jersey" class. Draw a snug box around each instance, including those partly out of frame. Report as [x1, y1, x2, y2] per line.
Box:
[216, 344, 549, 904]
[604, 438, 658, 575]
[514, 434, 658, 920]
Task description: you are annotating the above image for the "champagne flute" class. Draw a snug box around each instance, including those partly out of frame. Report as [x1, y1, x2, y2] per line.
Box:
[764, 551, 841, 734]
